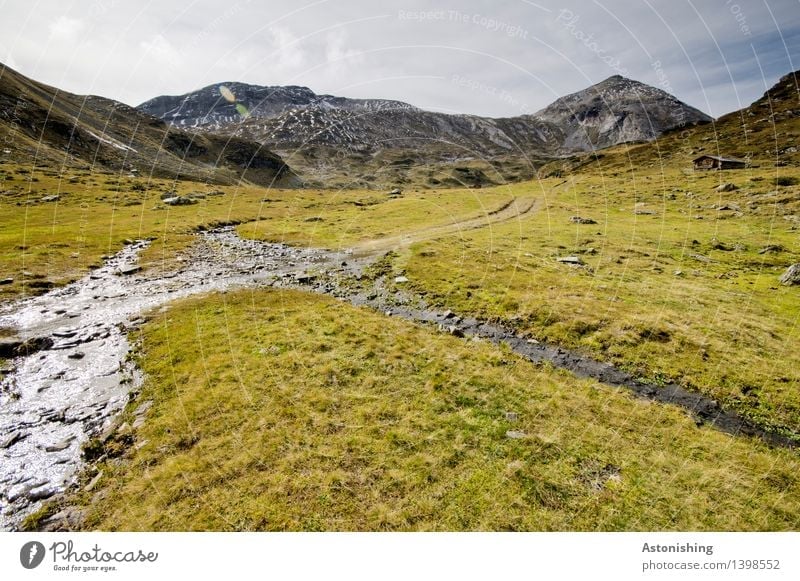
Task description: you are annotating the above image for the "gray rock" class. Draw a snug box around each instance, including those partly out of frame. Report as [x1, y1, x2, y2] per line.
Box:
[41, 195, 60, 202]
[163, 196, 198, 206]
[389, 188, 402, 196]
[556, 256, 584, 265]
[45, 436, 75, 452]
[505, 430, 526, 439]
[394, 275, 409, 283]
[779, 263, 800, 285]
[0, 431, 26, 449]
[447, 325, 465, 338]
[716, 183, 738, 192]
[569, 216, 597, 224]
[117, 265, 141, 276]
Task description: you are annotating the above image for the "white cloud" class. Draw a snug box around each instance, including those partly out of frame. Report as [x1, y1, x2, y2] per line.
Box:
[48, 16, 85, 42]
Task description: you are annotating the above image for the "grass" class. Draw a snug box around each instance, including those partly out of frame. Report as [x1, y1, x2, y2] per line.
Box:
[0, 162, 511, 301]
[77, 289, 800, 531]
[390, 166, 800, 436]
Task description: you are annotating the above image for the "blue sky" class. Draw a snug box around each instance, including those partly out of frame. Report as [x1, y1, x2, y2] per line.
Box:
[0, 0, 797, 117]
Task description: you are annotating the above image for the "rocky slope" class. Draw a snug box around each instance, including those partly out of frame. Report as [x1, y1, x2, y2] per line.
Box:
[530, 75, 711, 151]
[0, 63, 299, 187]
[139, 76, 711, 157]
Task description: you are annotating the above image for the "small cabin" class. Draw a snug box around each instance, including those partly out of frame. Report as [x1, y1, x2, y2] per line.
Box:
[693, 155, 747, 170]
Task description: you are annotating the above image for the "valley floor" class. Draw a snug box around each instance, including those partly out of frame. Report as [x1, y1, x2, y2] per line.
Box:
[1, 161, 799, 530]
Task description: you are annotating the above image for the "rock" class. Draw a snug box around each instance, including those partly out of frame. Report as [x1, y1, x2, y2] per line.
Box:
[0, 431, 26, 449]
[0, 277, 13, 285]
[134, 400, 153, 416]
[716, 183, 738, 192]
[779, 263, 800, 285]
[295, 273, 315, 284]
[505, 412, 519, 421]
[163, 196, 198, 206]
[710, 238, 732, 251]
[13, 336, 54, 356]
[505, 430, 526, 439]
[759, 244, 786, 254]
[40, 507, 86, 531]
[447, 326, 464, 338]
[569, 216, 597, 224]
[117, 265, 141, 276]
[160, 191, 178, 200]
[389, 188, 402, 196]
[689, 253, 713, 263]
[0, 337, 23, 357]
[45, 436, 75, 452]
[41, 195, 60, 202]
[442, 310, 455, 319]
[394, 275, 409, 283]
[27, 486, 57, 501]
[67, 351, 85, 360]
[633, 209, 655, 215]
[84, 471, 104, 492]
[556, 256, 584, 265]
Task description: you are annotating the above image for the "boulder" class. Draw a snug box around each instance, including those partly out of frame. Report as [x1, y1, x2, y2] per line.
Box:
[556, 256, 584, 265]
[779, 263, 800, 285]
[163, 196, 198, 206]
[716, 183, 738, 192]
[569, 216, 597, 224]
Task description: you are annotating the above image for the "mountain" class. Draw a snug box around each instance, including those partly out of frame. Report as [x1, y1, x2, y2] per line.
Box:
[531, 74, 712, 151]
[546, 69, 800, 175]
[0, 63, 298, 187]
[138, 76, 711, 156]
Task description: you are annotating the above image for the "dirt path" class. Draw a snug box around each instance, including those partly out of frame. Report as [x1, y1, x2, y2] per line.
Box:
[349, 196, 537, 256]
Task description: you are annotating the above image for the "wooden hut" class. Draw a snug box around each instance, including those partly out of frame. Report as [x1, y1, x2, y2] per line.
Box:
[693, 155, 747, 170]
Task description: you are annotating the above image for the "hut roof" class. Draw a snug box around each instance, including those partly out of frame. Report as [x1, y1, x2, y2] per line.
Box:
[692, 155, 746, 163]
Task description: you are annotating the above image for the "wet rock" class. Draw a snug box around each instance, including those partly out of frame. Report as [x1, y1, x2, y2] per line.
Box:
[45, 436, 76, 452]
[117, 265, 141, 276]
[14, 336, 54, 356]
[779, 263, 800, 286]
[27, 485, 57, 501]
[0, 431, 26, 449]
[0, 337, 23, 357]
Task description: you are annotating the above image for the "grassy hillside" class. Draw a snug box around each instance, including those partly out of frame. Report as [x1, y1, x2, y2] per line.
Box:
[0, 63, 297, 187]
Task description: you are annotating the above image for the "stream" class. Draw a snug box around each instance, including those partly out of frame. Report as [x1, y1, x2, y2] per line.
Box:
[0, 227, 794, 530]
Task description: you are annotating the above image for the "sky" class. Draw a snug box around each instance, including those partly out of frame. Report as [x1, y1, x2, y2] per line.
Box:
[0, 0, 798, 118]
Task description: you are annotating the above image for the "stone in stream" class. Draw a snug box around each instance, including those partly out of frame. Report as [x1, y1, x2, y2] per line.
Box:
[0, 337, 23, 357]
[45, 436, 75, 453]
[0, 431, 26, 449]
[117, 265, 141, 276]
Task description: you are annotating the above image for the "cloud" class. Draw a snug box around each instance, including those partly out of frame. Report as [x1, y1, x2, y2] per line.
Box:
[1, 0, 797, 117]
[48, 16, 85, 42]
